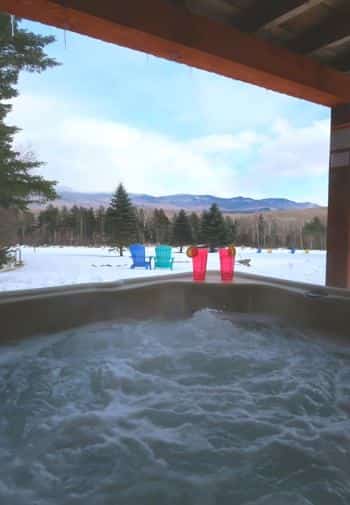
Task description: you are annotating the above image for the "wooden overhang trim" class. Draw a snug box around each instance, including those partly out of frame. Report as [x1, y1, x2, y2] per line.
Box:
[2, 0, 350, 106]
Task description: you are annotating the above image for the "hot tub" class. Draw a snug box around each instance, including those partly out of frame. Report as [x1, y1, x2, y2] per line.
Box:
[1, 273, 350, 504]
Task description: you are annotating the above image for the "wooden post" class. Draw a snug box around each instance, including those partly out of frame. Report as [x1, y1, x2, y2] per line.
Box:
[326, 104, 350, 288]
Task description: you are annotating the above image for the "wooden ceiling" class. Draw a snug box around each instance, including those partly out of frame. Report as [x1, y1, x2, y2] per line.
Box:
[172, 0, 350, 71]
[2, 0, 350, 106]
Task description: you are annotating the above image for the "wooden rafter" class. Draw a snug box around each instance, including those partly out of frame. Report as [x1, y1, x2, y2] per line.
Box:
[232, 0, 310, 32]
[257, 0, 323, 31]
[327, 50, 350, 73]
[289, 9, 350, 54]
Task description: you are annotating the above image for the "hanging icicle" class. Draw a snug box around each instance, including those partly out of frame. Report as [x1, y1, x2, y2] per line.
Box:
[10, 14, 15, 37]
[60, 0, 68, 49]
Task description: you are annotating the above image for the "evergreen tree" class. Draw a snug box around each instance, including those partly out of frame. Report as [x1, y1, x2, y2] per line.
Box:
[85, 208, 96, 243]
[0, 15, 58, 208]
[39, 204, 59, 243]
[224, 216, 237, 244]
[151, 208, 170, 243]
[107, 184, 137, 255]
[143, 213, 154, 243]
[0, 208, 17, 264]
[189, 212, 200, 244]
[200, 204, 227, 252]
[59, 206, 72, 244]
[0, 246, 10, 266]
[172, 209, 192, 252]
[0, 14, 58, 265]
[303, 216, 326, 249]
[69, 206, 80, 243]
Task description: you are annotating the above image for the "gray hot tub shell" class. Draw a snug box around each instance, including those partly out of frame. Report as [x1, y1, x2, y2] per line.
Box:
[1, 272, 350, 341]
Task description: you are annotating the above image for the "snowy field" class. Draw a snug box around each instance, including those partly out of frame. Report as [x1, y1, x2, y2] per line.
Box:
[0, 246, 326, 292]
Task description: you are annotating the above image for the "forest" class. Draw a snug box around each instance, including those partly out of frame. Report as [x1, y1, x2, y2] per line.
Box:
[2, 183, 327, 254]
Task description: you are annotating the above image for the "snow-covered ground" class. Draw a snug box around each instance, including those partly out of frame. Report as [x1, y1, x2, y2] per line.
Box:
[0, 246, 326, 292]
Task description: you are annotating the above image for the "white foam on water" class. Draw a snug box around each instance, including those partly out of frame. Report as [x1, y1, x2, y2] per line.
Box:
[0, 310, 350, 504]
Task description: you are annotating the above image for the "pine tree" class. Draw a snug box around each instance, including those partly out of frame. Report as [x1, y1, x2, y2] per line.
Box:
[85, 208, 96, 243]
[200, 203, 228, 252]
[224, 216, 237, 244]
[303, 216, 326, 250]
[68, 206, 80, 243]
[0, 15, 58, 208]
[151, 208, 170, 243]
[107, 184, 137, 255]
[172, 209, 192, 252]
[0, 14, 58, 265]
[189, 212, 200, 244]
[39, 204, 59, 244]
[0, 208, 17, 265]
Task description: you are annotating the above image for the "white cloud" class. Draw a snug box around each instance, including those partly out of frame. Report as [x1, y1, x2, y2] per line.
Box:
[8, 94, 257, 196]
[188, 131, 265, 153]
[192, 70, 327, 132]
[8, 93, 330, 203]
[256, 118, 330, 177]
[231, 118, 330, 204]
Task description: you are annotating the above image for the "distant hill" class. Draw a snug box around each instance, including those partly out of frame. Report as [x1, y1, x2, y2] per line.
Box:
[45, 189, 319, 213]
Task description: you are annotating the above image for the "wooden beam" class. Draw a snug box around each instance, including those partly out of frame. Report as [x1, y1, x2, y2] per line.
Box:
[289, 10, 350, 54]
[257, 0, 322, 31]
[326, 50, 350, 73]
[326, 104, 350, 288]
[2, 0, 350, 106]
[232, 0, 309, 33]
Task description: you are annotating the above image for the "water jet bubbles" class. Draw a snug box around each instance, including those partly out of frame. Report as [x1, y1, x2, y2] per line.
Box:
[1, 312, 350, 503]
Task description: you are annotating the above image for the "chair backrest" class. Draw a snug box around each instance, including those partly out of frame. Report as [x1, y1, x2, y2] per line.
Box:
[130, 244, 146, 264]
[155, 245, 171, 259]
[154, 245, 172, 268]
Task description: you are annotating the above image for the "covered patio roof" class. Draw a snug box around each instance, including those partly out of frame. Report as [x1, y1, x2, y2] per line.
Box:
[2, 0, 350, 106]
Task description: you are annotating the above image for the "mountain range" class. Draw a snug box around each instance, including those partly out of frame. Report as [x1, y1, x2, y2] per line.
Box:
[49, 189, 319, 213]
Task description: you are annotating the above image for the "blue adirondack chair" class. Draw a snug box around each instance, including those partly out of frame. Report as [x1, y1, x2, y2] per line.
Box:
[129, 244, 152, 270]
[154, 245, 174, 270]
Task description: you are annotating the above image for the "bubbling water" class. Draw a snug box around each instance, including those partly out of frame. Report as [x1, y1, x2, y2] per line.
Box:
[1, 310, 350, 505]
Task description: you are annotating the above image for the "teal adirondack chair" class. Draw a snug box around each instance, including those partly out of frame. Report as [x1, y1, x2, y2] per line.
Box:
[154, 245, 174, 270]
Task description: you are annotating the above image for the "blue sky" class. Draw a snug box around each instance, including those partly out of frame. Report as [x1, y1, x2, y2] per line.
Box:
[9, 19, 330, 204]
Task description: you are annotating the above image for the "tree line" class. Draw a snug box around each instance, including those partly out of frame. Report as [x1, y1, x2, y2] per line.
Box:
[236, 213, 326, 251]
[13, 184, 327, 254]
[15, 184, 237, 254]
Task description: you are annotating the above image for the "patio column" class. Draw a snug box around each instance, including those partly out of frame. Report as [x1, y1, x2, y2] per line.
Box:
[326, 104, 350, 288]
